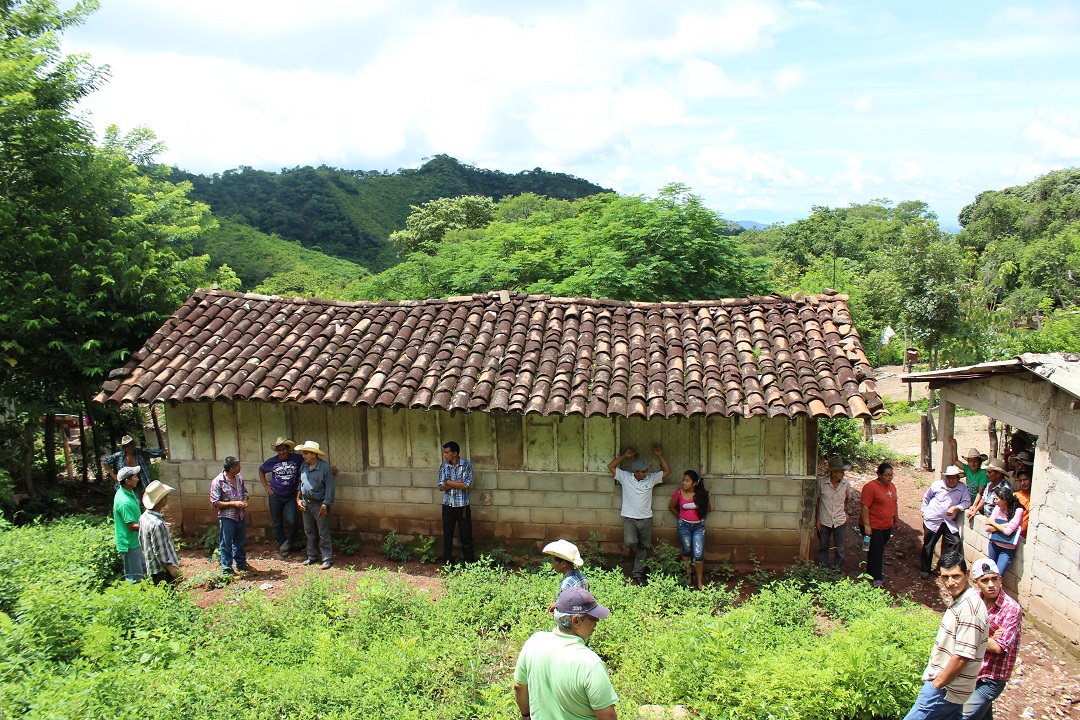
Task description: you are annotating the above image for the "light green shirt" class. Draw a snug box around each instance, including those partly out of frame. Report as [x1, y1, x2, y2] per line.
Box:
[112, 486, 141, 552]
[514, 629, 618, 720]
[962, 465, 988, 502]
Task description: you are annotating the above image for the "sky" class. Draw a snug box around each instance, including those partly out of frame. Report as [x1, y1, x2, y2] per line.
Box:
[62, 0, 1080, 227]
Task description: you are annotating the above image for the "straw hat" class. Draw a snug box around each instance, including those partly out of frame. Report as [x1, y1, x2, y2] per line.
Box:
[985, 458, 1008, 473]
[271, 437, 296, 451]
[543, 539, 584, 567]
[829, 457, 851, 471]
[963, 447, 988, 462]
[295, 440, 326, 456]
[142, 480, 175, 510]
[943, 465, 962, 476]
[120, 435, 136, 447]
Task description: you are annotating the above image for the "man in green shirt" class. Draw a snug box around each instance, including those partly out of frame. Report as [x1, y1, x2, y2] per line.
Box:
[949, 439, 987, 506]
[113, 466, 145, 582]
[514, 588, 618, 720]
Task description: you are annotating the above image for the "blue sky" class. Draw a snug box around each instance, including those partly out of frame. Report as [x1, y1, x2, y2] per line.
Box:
[64, 1, 1080, 227]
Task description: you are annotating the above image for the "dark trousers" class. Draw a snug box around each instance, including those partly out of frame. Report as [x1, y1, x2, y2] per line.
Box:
[442, 504, 474, 562]
[150, 570, 175, 585]
[921, 523, 960, 574]
[867, 527, 893, 581]
[268, 493, 301, 548]
[817, 523, 847, 569]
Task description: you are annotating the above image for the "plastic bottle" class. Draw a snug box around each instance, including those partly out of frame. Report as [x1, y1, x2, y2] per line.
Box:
[863, 535, 870, 552]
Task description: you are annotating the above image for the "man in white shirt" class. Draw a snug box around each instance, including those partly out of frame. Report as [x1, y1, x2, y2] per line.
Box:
[816, 457, 851, 569]
[607, 445, 671, 585]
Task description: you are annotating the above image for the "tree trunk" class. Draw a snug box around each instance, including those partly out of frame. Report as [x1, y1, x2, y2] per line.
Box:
[44, 412, 57, 486]
[22, 421, 36, 498]
[151, 403, 166, 451]
[988, 418, 999, 459]
[79, 412, 89, 483]
[81, 384, 106, 483]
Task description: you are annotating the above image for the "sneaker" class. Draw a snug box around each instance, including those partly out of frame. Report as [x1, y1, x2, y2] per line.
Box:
[320, 560, 332, 570]
[303, 558, 317, 566]
[236, 564, 256, 572]
[919, 571, 930, 579]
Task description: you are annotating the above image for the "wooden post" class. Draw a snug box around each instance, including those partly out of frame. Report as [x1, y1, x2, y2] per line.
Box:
[863, 417, 873, 443]
[79, 413, 90, 483]
[61, 420, 75, 480]
[940, 400, 956, 470]
[987, 418, 998, 459]
[920, 414, 934, 471]
[44, 413, 57, 485]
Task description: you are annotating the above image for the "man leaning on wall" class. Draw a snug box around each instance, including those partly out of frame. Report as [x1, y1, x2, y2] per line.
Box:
[607, 445, 671, 585]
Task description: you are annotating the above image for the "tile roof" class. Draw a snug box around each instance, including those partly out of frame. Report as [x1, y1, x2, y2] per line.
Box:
[96, 289, 884, 419]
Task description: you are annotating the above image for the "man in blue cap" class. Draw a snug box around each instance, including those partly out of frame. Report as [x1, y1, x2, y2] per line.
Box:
[514, 588, 618, 720]
[607, 445, 671, 585]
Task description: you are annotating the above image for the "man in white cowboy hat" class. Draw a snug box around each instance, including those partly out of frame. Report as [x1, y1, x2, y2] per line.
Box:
[138, 480, 181, 584]
[966, 458, 1012, 521]
[607, 445, 671, 585]
[113, 466, 145, 583]
[920, 466, 971, 579]
[103, 433, 167, 496]
[294, 441, 335, 569]
[259, 437, 304, 557]
[949, 439, 987, 508]
[514, 588, 618, 720]
[543, 539, 589, 612]
[963, 558, 1023, 720]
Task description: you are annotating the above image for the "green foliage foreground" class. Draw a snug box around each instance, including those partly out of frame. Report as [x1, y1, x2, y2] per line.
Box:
[0, 520, 937, 719]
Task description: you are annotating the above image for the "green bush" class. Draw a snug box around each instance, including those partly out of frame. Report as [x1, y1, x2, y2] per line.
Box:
[381, 530, 409, 562]
[818, 418, 863, 461]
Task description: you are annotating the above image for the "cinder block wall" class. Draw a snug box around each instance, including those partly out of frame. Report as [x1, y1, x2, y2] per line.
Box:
[164, 401, 817, 565]
[950, 377, 1080, 655]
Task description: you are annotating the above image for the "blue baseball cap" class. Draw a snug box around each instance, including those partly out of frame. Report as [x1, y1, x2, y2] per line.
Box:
[555, 588, 610, 619]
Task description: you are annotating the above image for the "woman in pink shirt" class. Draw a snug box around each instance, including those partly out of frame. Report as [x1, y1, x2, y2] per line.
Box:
[985, 486, 1024, 576]
[668, 470, 710, 590]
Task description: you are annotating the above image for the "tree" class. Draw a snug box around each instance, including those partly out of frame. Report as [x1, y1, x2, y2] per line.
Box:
[388, 195, 496, 254]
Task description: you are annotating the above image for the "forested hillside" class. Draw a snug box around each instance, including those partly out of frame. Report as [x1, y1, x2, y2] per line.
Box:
[171, 155, 609, 272]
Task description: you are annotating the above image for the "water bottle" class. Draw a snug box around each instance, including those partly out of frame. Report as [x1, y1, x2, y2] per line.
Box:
[863, 535, 870, 552]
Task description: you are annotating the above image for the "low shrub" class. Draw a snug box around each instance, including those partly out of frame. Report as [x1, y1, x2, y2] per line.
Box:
[381, 530, 409, 562]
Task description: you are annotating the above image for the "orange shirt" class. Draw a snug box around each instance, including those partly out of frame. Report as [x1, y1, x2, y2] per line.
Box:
[1015, 491, 1030, 537]
[861, 479, 898, 531]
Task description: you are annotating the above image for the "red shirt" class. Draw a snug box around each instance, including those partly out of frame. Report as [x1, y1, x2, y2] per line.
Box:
[979, 590, 1023, 681]
[861, 479, 897, 530]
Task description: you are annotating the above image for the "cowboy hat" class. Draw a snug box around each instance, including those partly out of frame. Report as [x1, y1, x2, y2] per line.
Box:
[829, 457, 851, 471]
[985, 458, 1008, 473]
[963, 447, 988, 462]
[142, 480, 175, 510]
[295, 440, 326, 456]
[271, 437, 296, 450]
[120, 435, 136, 447]
[943, 465, 962, 476]
[543, 539, 584, 567]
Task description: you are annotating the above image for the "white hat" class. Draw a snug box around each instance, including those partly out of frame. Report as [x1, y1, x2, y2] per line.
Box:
[117, 466, 141, 482]
[271, 437, 296, 450]
[971, 557, 999, 580]
[543, 539, 584, 567]
[142, 480, 175, 510]
[295, 440, 326, 456]
[943, 465, 962, 476]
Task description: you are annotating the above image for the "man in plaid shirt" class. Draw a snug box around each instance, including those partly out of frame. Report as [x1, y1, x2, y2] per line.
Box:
[439, 441, 474, 564]
[963, 558, 1023, 720]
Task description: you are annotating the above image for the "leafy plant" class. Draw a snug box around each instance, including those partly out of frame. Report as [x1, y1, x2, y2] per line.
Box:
[409, 535, 439, 564]
[334, 533, 360, 556]
[642, 540, 685, 580]
[197, 526, 220, 557]
[381, 530, 410, 562]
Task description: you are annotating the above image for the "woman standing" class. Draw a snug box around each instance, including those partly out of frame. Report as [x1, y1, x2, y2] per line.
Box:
[984, 486, 1024, 576]
[668, 470, 709, 589]
[860, 462, 898, 589]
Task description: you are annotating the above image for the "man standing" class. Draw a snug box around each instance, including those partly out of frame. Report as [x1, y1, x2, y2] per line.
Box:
[860, 462, 899, 588]
[113, 466, 145, 583]
[210, 456, 252, 575]
[963, 558, 1023, 720]
[259, 437, 303, 557]
[514, 588, 618, 720]
[295, 441, 335, 569]
[920, 466, 971, 579]
[816, 457, 851, 570]
[903, 552, 989, 720]
[103, 434, 166, 496]
[966, 459, 1011, 520]
[607, 445, 671, 585]
[949, 439, 987, 509]
[139, 480, 181, 585]
[439, 441, 474, 565]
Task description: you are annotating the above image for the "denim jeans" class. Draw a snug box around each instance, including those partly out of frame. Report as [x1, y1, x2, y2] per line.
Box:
[623, 517, 653, 579]
[122, 547, 145, 583]
[218, 517, 248, 573]
[817, 523, 846, 568]
[867, 527, 893, 582]
[902, 681, 963, 720]
[268, 493, 300, 548]
[962, 678, 1006, 720]
[921, 523, 960, 573]
[677, 519, 705, 561]
[988, 543, 1015, 575]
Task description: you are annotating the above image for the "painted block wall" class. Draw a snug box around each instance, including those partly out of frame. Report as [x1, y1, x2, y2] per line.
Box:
[164, 401, 816, 565]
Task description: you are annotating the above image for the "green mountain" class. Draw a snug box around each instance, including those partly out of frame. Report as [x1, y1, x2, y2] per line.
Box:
[172, 155, 609, 273]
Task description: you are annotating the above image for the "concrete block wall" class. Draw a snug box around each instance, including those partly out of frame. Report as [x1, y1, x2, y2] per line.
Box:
[163, 400, 816, 566]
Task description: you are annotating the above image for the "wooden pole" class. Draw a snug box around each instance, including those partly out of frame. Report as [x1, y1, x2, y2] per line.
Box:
[44, 413, 57, 486]
[150, 403, 166, 451]
[79, 413, 89, 483]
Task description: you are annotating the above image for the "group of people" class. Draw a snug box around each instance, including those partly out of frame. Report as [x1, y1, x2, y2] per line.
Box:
[815, 437, 1034, 588]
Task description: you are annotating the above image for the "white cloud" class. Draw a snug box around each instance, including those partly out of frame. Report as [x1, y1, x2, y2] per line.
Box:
[1001, 157, 1049, 180]
[1022, 109, 1080, 160]
[840, 92, 875, 113]
[674, 60, 761, 99]
[771, 64, 804, 93]
[836, 157, 880, 194]
[891, 160, 923, 182]
[695, 132, 807, 192]
[788, 0, 823, 10]
[652, 1, 784, 58]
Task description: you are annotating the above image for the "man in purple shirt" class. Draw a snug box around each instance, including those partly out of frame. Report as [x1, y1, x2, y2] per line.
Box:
[259, 437, 304, 557]
[920, 465, 971, 579]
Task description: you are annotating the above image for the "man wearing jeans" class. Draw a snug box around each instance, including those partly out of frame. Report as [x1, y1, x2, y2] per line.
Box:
[963, 558, 1023, 720]
[259, 437, 303, 557]
[439, 441, 474, 564]
[608, 445, 671, 585]
[903, 552, 989, 720]
[210, 456, 252, 575]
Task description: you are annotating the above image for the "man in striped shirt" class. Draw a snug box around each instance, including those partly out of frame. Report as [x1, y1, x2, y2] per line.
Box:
[903, 552, 989, 720]
[963, 558, 1023, 720]
[139, 481, 182, 584]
